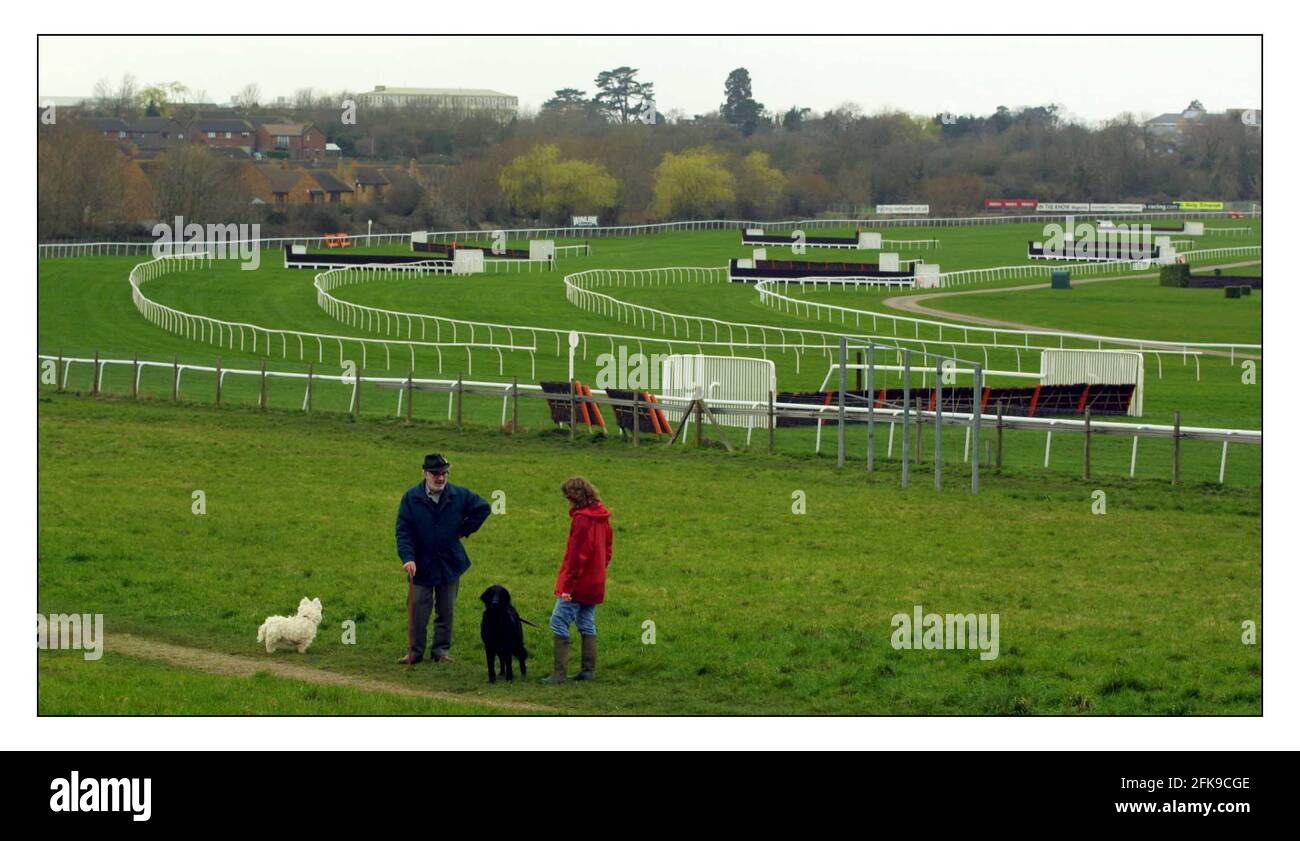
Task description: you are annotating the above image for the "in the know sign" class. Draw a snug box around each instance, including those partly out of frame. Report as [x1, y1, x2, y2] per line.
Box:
[1037, 202, 1091, 213]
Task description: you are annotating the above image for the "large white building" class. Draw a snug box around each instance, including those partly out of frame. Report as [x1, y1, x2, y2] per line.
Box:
[1144, 100, 1261, 140]
[357, 86, 518, 118]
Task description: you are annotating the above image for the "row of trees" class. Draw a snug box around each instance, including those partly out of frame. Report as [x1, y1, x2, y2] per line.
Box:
[45, 66, 1260, 237]
[85, 73, 267, 118]
[37, 124, 433, 239]
[462, 105, 1259, 225]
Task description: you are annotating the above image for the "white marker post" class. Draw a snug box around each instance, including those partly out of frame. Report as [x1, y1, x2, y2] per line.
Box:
[568, 330, 579, 382]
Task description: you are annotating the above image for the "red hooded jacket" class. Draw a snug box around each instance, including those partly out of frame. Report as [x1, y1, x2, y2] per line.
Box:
[555, 501, 613, 604]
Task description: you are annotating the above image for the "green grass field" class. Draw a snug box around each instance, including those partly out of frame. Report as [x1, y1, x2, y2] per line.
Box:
[38, 395, 1260, 714]
[883, 279, 1261, 345]
[36, 218, 1263, 714]
[39, 651, 517, 715]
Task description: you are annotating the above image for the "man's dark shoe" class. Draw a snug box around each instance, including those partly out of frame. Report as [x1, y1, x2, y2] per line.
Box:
[398, 653, 422, 665]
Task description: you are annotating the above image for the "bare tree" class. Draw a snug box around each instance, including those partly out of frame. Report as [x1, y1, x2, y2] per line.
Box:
[37, 123, 129, 237]
[232, 83, 262, 109]
[92, 73, 139, 117]
[150, 145, 254, 223]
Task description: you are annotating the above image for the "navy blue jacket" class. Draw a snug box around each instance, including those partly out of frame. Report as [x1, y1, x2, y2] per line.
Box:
[395, 480, 492, 586]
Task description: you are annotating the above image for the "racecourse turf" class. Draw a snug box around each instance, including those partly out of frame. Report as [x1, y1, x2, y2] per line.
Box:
[36, 219, 1262, 714]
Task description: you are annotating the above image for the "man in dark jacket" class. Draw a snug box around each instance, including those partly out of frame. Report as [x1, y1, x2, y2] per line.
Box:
[396, 453, 492, 665]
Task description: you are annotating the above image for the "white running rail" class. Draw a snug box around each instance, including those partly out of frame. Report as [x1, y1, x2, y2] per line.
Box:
[129, 254, 537, 376]
[38, 210, 1260, 257]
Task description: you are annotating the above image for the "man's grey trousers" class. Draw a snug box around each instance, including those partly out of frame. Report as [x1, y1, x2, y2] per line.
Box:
[408, 577, 460, 659]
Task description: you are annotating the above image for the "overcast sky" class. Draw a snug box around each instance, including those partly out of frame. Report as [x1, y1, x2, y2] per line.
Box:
[37, 35, 1261, 123]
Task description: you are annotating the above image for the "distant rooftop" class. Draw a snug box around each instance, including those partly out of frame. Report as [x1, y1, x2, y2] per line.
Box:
[259, 123, 311, 135]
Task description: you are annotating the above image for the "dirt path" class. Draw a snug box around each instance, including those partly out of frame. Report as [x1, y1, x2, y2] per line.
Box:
[881, 260, 1262, 334]
[109, 633, 555, 713]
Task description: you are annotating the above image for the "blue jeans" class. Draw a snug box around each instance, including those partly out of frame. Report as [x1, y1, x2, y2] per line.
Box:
[549, 598, 596, 640]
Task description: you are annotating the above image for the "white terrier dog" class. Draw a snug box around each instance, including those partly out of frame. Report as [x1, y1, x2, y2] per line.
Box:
[257, 597, 323, 653]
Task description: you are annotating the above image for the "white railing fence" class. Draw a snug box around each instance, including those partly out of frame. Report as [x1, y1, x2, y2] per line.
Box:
[38, 210, 1259, 257]
[129, 254, 537, 377]
[752, 277, 1260, 360]
[37, 353, 1261, 486]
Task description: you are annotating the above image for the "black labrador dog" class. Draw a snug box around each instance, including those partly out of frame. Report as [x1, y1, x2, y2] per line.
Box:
[479, 584, 530, 683]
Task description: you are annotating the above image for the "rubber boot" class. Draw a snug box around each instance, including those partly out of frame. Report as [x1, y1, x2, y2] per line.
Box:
[540, 636, 570, 684]
[573, 634, 597, 681]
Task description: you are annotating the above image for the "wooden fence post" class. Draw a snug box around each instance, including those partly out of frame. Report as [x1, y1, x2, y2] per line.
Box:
[902, 350, 911, 487]
[768, 390, 775, 455]
[259, 359, 268, 410]
[215, 356, 222, 405]
[511, 375, 518, 433]
[456, 373, 464, 430]
[130, 353, 138, 400]
[91, 350, 100, 396]
[305, 363, 313, 413]
[56, 349, 64, 394]
[866, 343, 875, 472]
[694, 399, 703, 448]
[405, 371, 414, 425]
[1172, 410, 1181, 485]
[1083, 408, 1092, 480]
[996, 401, 1004, 470]
[171, 356, 179, 402]
[971, 364, 983, 495]
[632, 391, 640, 447]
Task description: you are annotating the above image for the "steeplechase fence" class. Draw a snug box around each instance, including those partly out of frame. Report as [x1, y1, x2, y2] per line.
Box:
[38, 350, 1261, 491]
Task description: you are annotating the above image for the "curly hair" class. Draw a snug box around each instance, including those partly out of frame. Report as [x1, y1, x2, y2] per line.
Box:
[561, 476, 600, 508]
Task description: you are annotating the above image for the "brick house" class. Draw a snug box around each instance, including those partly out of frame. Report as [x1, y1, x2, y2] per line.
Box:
[246, 165, 354, 206]
[189, 118, 256, 153]
[128, 117, 186, 145]
[77, 117, 130, 139]
[255, 123, 327, 161]
[353, 167, 390, 201]
[126, 117, 186, 157]
[247, 165, 315, 206]
[305, 170, 354, 204]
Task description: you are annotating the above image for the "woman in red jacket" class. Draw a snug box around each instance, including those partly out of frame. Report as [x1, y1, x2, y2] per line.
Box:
[541, 477, 613, 684]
